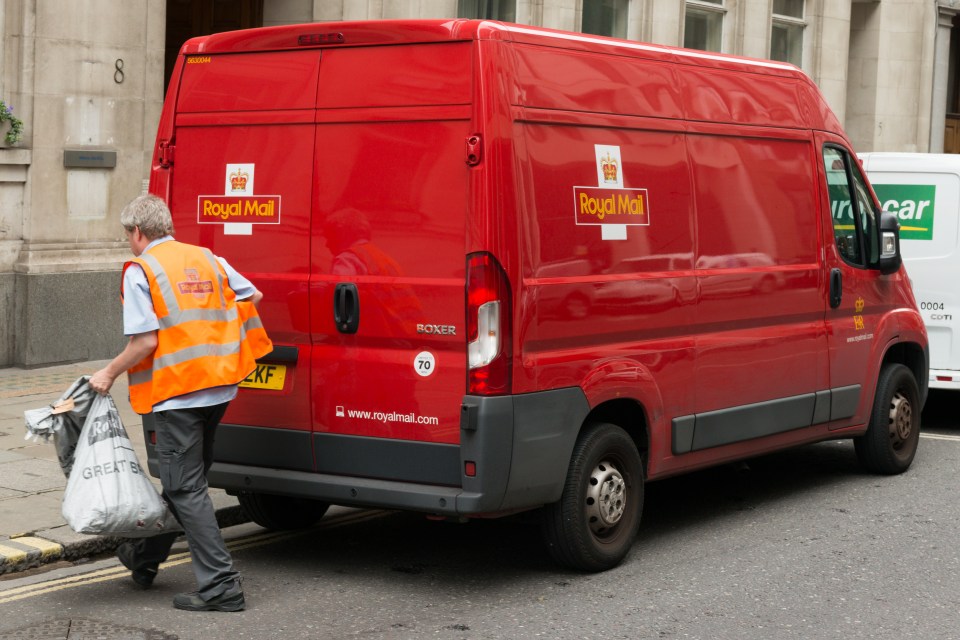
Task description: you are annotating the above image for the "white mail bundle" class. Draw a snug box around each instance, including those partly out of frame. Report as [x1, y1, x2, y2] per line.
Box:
[25, 376, 179, 537]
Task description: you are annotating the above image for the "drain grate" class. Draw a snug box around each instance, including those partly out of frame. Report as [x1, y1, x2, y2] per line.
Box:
[0, 618, 177, 640]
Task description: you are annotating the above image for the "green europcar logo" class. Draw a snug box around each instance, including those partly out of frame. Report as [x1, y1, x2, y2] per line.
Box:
[872, 184, 936, 241]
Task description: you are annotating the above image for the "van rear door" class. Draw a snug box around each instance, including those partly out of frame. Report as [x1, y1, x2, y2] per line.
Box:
[166, 49, 320, 439]
[309, 43, 473, 482]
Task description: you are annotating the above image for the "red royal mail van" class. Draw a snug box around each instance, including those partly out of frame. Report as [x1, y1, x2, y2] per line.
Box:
[144, 20, 929, 571]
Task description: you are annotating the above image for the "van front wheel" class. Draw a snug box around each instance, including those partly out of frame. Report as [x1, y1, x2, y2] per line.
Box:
[854, 363, 921, 475]
[237, 491, 330, 530]
[541, 423, 643, 572]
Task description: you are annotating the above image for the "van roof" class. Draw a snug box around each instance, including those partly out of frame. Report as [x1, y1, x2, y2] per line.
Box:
[176, 19, 841, 135]
[181, 19, 804, 79]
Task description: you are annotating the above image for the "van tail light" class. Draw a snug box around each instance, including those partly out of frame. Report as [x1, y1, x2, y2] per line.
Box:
[466, 252, 512, 395]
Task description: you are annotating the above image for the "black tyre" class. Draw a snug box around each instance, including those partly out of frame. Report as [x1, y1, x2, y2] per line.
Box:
[541, 423, 644, 572]
[854, 363, 921, 475]
[237, 491, 330, 530]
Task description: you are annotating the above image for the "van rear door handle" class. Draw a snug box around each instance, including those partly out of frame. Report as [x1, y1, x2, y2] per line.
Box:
[334, 283, 360, 334]
[829, 268, 842, 309]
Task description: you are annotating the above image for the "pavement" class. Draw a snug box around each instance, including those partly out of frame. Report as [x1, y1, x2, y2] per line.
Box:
[0, 359, 248, 575]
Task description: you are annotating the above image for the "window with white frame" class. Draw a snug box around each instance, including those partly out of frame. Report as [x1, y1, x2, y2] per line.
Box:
[770, 0, 805, 67]
[582, 0, 629, 39]
[684, 0, 725, 52]
[458, 0, 516, 22]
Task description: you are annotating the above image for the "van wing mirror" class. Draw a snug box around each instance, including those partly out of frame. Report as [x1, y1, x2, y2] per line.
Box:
[877, 210, 902, 275]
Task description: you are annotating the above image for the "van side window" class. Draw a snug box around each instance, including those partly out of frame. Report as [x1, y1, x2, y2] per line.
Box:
[823, 146, 878, 267]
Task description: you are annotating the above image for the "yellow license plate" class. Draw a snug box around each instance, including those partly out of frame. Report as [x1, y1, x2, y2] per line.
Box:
[240, 363, 287, 390]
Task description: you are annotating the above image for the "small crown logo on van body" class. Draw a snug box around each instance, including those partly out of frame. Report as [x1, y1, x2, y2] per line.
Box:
[230, 169, 248, 192]
[601, 153, 618, 183]
[855, 297, 865, 313]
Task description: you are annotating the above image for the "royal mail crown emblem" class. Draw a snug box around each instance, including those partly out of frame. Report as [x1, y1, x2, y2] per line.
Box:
[855, 297, 865, 313]
[601, 153, 618, 183]
[230, 169, 248, 192]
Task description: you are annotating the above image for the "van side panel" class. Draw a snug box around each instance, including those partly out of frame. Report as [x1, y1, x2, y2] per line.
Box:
[511, 42, 828, 475]
[511, 40, 697, 420]
[510, 44, 684, 120]
[515, 118, 697, 409]
[689, 132, 826, 414]
[681, 69, 806, 128]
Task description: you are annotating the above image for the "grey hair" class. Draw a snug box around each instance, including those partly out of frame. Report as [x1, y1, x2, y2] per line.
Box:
[120, 195, 175, 240]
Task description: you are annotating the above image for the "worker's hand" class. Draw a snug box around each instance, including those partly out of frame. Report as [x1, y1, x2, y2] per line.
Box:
[89, 368, 115, 395]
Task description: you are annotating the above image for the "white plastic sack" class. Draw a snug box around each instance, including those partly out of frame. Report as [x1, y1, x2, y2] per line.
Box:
[26, 376, 179, 537]
[61, 392, 179, 536]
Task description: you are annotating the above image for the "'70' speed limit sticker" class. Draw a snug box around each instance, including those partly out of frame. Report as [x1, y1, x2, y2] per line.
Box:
[414, 351, 436, 377]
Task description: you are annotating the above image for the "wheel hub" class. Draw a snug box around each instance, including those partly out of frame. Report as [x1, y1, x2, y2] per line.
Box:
[586, 460, 626, 534]
[888, 390, 913, 447]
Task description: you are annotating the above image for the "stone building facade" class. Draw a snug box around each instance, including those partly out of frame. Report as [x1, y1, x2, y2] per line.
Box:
[1, 0, 958, 367]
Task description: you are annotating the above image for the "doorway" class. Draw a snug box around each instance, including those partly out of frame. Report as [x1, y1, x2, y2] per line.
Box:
[164, 0, 264, 91]
[946, 14, 960, 154]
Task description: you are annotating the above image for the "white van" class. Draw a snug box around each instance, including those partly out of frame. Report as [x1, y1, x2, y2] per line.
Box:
[860, 152, 959, 390]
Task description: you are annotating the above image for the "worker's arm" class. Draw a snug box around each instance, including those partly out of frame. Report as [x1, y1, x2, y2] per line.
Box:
[89, 331, 159, 395]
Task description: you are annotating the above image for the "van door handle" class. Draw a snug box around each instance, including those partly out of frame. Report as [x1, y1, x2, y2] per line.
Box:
[829, 268, 842, 309]
[334, 283, 360, 334]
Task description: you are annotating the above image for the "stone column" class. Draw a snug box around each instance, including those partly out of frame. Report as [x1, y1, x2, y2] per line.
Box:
[930, 2, 959, 153]
[516, 0, 544, 26]
[541, 0, 578, 31]
[0, 148, 29, 365]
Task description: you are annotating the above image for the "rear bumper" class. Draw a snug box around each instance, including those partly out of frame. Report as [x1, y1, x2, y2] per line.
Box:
[208, 462, 467, 515]
[143, 387, 590, 516]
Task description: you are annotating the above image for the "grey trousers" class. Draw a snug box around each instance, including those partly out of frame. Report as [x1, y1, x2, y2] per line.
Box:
[124, 402, 241, 600]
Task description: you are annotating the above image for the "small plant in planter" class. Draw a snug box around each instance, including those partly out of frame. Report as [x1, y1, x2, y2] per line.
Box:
[0, 100, 24, 145]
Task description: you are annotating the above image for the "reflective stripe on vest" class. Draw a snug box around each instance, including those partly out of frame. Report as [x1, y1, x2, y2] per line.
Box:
[136, 250, 235, 328]
[125, 241, 272, 414]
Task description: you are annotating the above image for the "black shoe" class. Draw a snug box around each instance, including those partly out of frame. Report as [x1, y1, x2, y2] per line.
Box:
[173, 589, 246, 612]
[115, 542, 158, 588]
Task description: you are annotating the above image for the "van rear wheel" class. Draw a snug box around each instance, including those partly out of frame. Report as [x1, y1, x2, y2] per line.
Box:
[854, 363, 921, 475]
[237, 491, 330, 530]
[541, 423, 643, 572]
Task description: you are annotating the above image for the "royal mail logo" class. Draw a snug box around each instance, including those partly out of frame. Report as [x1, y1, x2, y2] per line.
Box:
[197, 195, 282, 225]
[229, 169, 248, 192]
[198, 163, 280, 236]
[178, 269, 214, 297]
[178, 280, 214, 295]
[573, 186, 650, 226]
[855, 297, 865, 313]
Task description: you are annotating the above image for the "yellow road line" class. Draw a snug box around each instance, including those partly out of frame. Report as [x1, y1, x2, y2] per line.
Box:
[0, 550, 192, 598]
[0, 509, 388, 604]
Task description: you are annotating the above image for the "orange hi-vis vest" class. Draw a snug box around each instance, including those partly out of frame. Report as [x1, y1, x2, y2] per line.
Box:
[123, 240, 273, 414]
